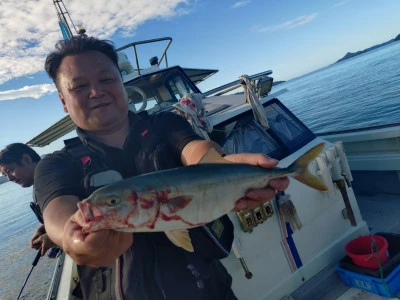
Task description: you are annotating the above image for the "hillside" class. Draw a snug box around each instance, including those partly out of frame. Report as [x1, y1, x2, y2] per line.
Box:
[336, 33, 400, 63]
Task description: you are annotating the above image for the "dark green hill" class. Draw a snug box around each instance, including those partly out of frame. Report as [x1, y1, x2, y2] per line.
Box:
[336, 33, 400, 63]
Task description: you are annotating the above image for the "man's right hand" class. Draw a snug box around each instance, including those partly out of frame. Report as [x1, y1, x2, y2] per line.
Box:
[62, 209, 133, 267]
[43, 195, 133, 268]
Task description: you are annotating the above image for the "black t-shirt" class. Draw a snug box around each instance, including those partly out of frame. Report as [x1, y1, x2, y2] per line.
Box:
[34, 111, 237, 300]
[34, 111, 201, 212]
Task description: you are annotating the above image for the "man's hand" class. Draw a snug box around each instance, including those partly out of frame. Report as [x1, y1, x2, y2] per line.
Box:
[30, 225, 56, 256]
[62, 209, 133, 267]
[30, 224, 45, 249]
[223, 153, 289, 211]
[44, 195, 133, 268]
[182, 140, 289, 211]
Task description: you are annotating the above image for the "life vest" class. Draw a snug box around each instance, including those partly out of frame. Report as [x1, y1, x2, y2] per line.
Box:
[63, 113, 234, 259]
[63, 113, 235, 299]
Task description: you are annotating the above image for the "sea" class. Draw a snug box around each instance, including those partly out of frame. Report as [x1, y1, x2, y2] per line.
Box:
[0, 40, 399, 299]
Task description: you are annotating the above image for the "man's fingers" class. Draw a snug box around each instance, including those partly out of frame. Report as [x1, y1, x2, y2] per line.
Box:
[224, 153, 278, 168]
[233, 188, 276, 211]
[269, 177, 290, 191]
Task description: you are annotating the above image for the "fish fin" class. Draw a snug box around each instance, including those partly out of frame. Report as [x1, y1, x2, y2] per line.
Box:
[198, 148, 230, 164]
[163, 196, 193, 213]
[165, 229, 194, 252]
[291, 143, 329, 191]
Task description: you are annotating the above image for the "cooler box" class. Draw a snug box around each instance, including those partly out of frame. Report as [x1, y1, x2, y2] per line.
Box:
[336, 233, 400, 298]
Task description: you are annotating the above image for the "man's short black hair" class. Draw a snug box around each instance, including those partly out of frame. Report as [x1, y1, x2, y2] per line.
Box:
[44, 35, 119, 87]
[0, 143, 41, 166]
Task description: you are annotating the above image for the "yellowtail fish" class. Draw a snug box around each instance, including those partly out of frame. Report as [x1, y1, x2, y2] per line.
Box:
[77, 143, 327, 252]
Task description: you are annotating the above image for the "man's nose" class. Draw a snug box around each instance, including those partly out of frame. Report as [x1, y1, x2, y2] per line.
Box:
[89, 83, 106, 98]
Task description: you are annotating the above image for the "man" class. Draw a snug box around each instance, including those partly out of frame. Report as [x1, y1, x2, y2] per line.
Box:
[36, 35, 289, 299]
[0, 143, 56, 256]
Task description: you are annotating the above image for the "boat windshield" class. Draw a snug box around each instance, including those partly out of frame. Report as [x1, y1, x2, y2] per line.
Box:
[124, 66, 201, 112]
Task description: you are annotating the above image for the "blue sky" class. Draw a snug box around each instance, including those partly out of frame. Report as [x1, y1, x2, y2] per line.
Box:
[0, 0, 399, 156]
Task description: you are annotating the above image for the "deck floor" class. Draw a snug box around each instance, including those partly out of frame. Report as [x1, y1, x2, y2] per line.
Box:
[356, 193, 400, 234]
[290, 192, 400, 300]
[333, 192, 400, 300]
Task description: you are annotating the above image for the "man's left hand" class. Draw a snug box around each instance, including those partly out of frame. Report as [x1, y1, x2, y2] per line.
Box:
[223, 153, 289, 211]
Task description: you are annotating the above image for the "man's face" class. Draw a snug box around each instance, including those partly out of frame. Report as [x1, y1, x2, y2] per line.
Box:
[57, 51, 129, 133]
[0, 160, 35, 187]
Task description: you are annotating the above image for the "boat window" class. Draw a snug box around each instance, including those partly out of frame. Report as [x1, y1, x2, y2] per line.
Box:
[124, 67, 200, 112]
[219, 116, 284, 159]
[167, 75, 195, 100]
[264, 99, 315, 153]
[211, 98, 316, 159]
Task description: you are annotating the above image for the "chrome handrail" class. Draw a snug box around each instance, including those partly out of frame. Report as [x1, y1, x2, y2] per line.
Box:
[116, 37, 173, 75]
[202, 70, 273, 97]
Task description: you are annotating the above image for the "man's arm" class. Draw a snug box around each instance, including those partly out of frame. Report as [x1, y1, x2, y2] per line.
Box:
[181, 140, 289, 211]
[43, 195, 133, 267]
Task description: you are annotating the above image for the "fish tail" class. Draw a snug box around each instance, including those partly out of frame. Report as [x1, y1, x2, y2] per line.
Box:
[290, 143, 328, 191]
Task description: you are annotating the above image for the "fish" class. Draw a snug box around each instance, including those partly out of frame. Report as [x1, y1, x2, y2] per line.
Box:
[77, 142, 328, 252]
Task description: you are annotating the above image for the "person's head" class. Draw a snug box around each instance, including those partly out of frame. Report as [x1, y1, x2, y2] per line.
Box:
[45, 35, 129, 134]
[0, 143, 40, 187]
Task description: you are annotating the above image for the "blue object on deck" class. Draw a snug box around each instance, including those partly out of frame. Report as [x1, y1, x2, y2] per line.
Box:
[336, 263, 400, 298]
[337, 232, 400, 298]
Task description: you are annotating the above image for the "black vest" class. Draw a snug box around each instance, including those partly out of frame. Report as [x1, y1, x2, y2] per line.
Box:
[64, 114, 235, 300]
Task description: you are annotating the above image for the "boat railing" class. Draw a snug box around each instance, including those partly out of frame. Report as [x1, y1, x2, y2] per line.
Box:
[116, 37, 173, 75]
[315, 121, 400, 137]
[202, 70, 273, 97]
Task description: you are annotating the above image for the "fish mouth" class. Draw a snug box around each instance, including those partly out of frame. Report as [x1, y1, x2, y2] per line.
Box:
[77, 201, 94, 223]
[77, 201, 104, 232]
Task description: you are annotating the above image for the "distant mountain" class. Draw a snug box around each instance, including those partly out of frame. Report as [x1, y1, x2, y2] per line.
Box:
[336, 33, 400, 63]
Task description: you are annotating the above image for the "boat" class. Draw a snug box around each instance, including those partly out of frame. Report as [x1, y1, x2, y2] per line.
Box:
[29, 1, 400, 300]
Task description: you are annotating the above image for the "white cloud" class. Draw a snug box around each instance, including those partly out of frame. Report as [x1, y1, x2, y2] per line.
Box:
[332, 1, 347, 8]
[232, 1, 251, 8]
[255, 13, 317, 32]
[0, 84, 57, 101]
[0, 0, 189, 87]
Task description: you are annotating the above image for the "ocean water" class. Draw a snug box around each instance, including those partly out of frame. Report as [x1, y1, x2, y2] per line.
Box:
[272, 40, 400, 134]
[0, 182, 56, 300]
[0, 40, 399, 299]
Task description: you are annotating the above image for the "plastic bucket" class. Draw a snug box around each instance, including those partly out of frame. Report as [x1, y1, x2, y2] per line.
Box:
[345, 235, 389, 270]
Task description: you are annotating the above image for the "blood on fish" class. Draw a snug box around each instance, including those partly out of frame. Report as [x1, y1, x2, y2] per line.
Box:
[139, 197, 154, 209]
[160, 213, 197, 227]
[157, 189, 171, 203]
[126, 190, 139, 206]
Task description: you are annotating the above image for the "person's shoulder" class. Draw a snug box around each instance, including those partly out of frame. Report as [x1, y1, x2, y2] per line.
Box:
[36, 149, 74, 172]
[152, 111, 188, 123]
[40, 149, 71, 163]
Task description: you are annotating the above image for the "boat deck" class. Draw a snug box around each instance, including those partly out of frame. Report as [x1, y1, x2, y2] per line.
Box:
[291, 191, 400, 300]
[357, 193, 400, 234]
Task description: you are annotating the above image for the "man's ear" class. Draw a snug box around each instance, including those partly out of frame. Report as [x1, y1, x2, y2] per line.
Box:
[59, 92, 68, 113]
[21, 154, 33, 165]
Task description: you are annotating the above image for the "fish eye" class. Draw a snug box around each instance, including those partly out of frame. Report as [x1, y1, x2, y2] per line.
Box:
[107, 198, 119, 206]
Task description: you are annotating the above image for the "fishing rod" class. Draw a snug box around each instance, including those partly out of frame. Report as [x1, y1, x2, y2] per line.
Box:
[16, 249, 41, 300]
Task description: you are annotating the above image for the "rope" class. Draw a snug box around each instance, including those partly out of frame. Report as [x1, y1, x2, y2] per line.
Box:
[239, 75, 270, 130]
[173, 93, 212, 140]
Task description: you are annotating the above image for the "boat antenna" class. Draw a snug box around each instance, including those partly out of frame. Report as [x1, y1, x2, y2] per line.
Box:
[16, 249, 41, 300]
[53, 0, 86, 40]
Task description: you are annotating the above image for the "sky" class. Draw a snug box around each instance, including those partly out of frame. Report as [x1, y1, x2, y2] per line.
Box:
[0, 0, 399, 156]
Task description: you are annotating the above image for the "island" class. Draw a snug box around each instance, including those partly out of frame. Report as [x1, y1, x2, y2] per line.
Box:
[336, 33, 400, 63]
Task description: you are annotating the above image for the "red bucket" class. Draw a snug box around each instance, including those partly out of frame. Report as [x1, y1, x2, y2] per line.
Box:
[345, 235, 389, 270]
